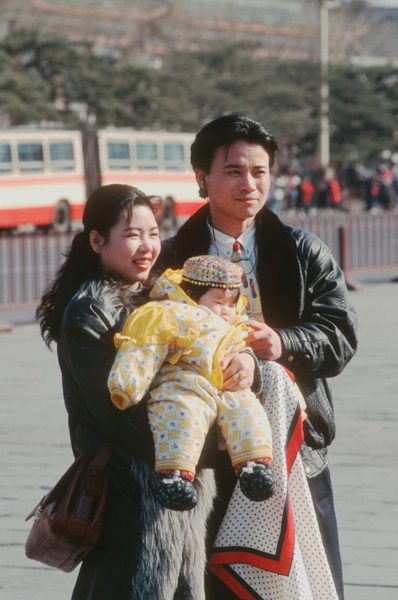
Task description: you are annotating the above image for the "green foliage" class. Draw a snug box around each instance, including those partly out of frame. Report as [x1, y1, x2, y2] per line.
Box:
[0, 30, 397, 165]
[0, 68, 59, 125]
[329, 64, 398, 162]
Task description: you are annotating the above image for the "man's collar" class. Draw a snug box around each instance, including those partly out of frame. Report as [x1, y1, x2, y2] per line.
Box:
[207, 218, 256, 257]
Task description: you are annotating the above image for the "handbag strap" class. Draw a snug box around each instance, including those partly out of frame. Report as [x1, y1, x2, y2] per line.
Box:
[86, 440, 115, 496]
[90, 440, 115, 471]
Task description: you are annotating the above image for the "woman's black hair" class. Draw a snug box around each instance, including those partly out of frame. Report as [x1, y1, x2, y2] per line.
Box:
[191, 112, 278, 199]
[180, 280, 240, 305]
[36, 184, 162, 347]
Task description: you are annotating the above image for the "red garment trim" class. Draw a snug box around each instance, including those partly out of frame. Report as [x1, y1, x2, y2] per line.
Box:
[209, 403, 304, 596]
[281, 366, 295, 383]
[285, 410, 304, 477]
[157, 469, 195, 482]
[234, 457, 272, 477]
[209, 494, 294, 575]
[209, 566, 260, 600]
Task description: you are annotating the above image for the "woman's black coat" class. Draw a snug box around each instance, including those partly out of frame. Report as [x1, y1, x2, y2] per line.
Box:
[57, 279, 215, 600]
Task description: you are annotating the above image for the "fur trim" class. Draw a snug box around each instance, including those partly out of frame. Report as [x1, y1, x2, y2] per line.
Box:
[130, 457, 216, 600]
[75, 278, 151, 326]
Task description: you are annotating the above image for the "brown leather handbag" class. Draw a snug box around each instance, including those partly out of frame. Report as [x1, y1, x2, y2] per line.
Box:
[25, 441, 113, 572]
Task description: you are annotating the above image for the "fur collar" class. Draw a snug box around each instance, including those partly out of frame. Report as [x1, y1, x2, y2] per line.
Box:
[75, 277, 151, 325]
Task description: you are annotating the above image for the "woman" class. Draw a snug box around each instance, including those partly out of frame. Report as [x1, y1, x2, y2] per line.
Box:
[36, 184, 216, 600]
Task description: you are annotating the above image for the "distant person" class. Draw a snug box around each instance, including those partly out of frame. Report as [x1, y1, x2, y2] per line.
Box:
[316, 172, 330, 209]
[299, 176, 314, 214]
[393, 166, 398, 208]
[266, 173, 284, 216]
[328, 176, 343, 210]
[380, 167, 394, 210]
[366, 172, 387, 211]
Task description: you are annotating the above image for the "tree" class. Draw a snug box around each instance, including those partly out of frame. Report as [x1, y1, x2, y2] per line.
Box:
[329, 64, 398, 162]
[0, 42, 59, 125]
[0, 31, 397, 166]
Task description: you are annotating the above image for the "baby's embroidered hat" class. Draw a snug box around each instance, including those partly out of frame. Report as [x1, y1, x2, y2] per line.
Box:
[182, 255, 243, 289]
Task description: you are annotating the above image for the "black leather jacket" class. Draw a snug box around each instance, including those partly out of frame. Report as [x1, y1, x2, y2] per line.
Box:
[56, 278, 219, 469]
[56, 280, 216, 599]
[157, 204, 358, 476]
[57, 279, 155, 463]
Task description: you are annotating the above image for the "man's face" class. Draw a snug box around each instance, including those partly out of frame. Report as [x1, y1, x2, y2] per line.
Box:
[195, 140, 270, 235]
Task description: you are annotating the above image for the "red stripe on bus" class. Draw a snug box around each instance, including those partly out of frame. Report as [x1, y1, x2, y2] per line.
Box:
[0, 199, 203, 227]
[0, 174, 85, 186]
[0, 207, 54, 227]
[70, 204, 85, 221]
[0, 204, 85, 228]
[101, 172, 196, 184]
[174, 200, 207, 217]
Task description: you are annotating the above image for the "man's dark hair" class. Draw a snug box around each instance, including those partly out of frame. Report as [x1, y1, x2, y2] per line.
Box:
[190, 112, 278, 175]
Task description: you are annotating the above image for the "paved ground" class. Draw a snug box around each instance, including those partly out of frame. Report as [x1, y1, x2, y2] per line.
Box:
[1, 275, 397, 599]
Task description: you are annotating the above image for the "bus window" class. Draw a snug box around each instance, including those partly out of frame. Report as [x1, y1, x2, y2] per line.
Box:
[136, 141, 158, 170]
[17, 142, 44, 172]
[0, 143, 12, 173]
[49, 141, 75, 171]
[164, 142, 185, 171]
[107, 141, 131, 170]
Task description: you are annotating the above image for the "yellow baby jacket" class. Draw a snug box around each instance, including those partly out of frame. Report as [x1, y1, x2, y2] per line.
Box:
[109, 268, 250, 410]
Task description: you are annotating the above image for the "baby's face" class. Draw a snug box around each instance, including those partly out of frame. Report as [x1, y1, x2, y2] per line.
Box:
[198, 287, 237, 324]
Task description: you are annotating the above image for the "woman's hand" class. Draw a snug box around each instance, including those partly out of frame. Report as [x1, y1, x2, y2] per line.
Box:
[221, 352, 255, 391]
[245, 319, 283, 360]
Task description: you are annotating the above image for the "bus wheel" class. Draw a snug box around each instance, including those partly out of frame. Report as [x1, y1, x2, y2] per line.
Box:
[160, 196, 177, 236]
[53, 200, 71, 233]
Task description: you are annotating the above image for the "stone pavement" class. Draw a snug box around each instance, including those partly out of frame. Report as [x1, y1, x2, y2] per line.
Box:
[1, 278, 397, 599]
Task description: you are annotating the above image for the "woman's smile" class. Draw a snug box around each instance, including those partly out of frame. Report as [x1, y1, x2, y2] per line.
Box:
[133, 256, 153, 270]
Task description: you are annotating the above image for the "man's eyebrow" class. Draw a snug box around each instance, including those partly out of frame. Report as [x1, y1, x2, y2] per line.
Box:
[223, 162, 242, 169]
[223, 162, 268, 169]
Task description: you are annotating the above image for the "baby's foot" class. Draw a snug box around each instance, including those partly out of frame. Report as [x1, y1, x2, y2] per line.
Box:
[238, 461, 277, 502]
[156, 472, 198, 511]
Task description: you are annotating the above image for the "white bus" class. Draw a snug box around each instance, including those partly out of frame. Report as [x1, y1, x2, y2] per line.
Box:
[97, 128, 202, 227]
[0, 127, 204, 233]
[0, 128, 86, 232]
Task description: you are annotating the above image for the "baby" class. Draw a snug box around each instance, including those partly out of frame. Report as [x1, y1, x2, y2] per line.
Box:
[108, 255, 276, 510]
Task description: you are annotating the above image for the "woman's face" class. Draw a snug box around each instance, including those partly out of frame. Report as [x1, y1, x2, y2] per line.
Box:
[91, 205, 161, 288]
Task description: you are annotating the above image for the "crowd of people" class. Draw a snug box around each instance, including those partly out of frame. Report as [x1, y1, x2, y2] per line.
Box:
[267, 162, 398, 215]
[36, 112, 358, 600]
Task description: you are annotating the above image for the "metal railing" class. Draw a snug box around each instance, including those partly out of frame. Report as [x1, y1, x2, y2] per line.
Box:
[283, 211, 398, 274]
[1, 212, 398, 308]
[0, 232, 75, 307]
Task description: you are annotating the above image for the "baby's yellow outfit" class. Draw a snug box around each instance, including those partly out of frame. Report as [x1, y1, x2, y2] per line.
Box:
[108, 268, 273, 475]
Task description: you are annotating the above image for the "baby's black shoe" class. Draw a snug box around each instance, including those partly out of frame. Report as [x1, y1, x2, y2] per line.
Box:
[238, 461, 277, 502]
[156, 472, 198, 511]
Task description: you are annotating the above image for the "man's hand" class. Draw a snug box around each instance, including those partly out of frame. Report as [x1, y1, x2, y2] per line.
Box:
[220, 352, 255, 391]
[245, 319, 283, 360]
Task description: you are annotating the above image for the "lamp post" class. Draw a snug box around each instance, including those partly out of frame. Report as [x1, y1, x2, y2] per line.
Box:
[319, 0, 330, 167]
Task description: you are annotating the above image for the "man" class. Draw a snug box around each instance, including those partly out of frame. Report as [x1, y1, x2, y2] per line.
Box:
[158, 112, 358, 599]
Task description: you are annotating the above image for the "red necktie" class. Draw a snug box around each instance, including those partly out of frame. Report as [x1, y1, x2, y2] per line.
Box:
[233, 241, 241, 253]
